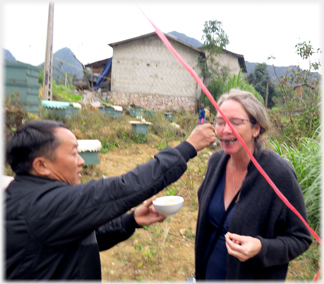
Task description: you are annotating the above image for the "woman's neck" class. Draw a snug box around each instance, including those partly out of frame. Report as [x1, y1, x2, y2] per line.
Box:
[231, 147, 255, 172]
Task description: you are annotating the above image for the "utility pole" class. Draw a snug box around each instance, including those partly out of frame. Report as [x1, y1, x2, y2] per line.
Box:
[42, 3, 54, 100]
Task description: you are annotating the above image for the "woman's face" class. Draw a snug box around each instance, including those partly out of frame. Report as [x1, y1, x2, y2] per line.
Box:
[215, 99, 260, 156]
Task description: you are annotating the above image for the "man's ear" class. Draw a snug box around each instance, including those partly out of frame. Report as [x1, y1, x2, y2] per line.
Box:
[32, 157, 52, 177]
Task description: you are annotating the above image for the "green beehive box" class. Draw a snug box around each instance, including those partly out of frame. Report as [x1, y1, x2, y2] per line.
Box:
[144, 110, 155, 117]
[164, 112, 174, 121]
[4, 61, 41, 116]
[78, 151, 100, 166]
[77, 140, 102, 166]
[130, 108, 144, 117]
[114, 110, 122, 118]
[130, 121, 152, 135]
[41, 101, 75, 119]
[66, 105, 80, 117]
[4, 61, 40, 84]
[131, 124, 149, 134]
[105, 107, 115, 117]
[99, 106, 105, 114]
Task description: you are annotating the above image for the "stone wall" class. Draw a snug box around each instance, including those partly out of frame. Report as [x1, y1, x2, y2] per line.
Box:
[102, 91, 196, 113]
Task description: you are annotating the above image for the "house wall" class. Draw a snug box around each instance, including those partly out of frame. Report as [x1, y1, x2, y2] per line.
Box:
[110, 35, 202, 112]
[203, 51, 242, 88]
[217, 52, 241, 76]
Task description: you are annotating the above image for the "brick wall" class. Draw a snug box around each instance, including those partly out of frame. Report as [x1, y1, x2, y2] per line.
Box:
[110, 35, 202, 112]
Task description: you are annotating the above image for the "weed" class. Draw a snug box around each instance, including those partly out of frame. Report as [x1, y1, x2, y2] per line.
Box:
[185, 231, 195, 240]
[166, 186, 177, 196]
[166, 237, 174, 243]
[135, 276, 143, 282]
[131, 133, 148, 143]
[155, 139, 168, 150]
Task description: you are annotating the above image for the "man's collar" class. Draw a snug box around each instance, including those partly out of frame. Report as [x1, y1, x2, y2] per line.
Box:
[15, 173, 60, 184]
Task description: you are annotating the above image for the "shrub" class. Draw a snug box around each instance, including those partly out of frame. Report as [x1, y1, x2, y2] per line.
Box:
[270, 128, 321, 233]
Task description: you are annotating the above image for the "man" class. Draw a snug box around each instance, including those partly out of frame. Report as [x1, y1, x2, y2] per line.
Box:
[5, 120, 215, 280]
[197, 103, 205, 125]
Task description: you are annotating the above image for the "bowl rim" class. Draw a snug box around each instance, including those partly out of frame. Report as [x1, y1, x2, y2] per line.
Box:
[152, 195, 184, 206]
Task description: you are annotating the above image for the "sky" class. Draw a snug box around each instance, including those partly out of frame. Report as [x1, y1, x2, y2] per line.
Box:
[1, 0, 323, 72]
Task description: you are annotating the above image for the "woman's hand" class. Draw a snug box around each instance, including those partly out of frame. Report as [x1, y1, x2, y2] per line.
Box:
[134, 196, 165, 226]
[225, 232, 262, 262]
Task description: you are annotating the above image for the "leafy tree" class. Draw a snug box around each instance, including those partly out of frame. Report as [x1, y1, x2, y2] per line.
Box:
[245, 63, 279, 108]
[199, 20, 229, 80]
[268, 40, 321, 142]
[203, 70, 263, 117]
[198, 20, 230, 110]
[39, 70, 44, 85]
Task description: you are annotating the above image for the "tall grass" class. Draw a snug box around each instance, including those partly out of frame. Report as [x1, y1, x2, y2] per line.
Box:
[270, 127, 321, 232]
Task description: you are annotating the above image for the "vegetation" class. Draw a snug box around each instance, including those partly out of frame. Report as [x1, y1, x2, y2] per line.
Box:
[203, 69, 264, 117]
[245, 62, 280, 108]
[267, 40, 321, 143]
[270, 128, 321, 233]
[199, 20, 230, 81]
[197, 19, 230, 109]
[3, 38, 322, 281]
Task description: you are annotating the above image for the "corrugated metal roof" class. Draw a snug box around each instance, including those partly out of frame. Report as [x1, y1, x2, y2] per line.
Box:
[41, 101, 82, 109]
[41, 100, 70, 109]
[129, 121, 153, 125]
[77, 140, 102, 152]
[85, 58, 111, 68]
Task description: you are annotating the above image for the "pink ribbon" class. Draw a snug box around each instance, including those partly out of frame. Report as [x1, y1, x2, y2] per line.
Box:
[137, 4, 321, 281]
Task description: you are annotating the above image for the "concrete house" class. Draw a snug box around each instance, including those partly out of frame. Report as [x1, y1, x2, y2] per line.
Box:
[97, 32, 246, 112]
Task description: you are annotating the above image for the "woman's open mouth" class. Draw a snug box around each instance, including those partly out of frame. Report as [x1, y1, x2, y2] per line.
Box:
[219, 138, 237, 145]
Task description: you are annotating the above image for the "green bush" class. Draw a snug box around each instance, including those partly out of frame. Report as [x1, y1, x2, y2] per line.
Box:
[270, 128, 321, 233]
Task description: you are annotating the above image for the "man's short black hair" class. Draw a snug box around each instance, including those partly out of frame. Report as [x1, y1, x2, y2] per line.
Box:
[6, 120, 68, 174]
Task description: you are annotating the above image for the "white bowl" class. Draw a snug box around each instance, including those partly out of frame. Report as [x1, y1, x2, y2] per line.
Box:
[153, 196, 184, 217]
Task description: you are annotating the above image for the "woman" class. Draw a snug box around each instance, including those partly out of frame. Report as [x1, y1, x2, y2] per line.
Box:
[195, 89, 312, 280]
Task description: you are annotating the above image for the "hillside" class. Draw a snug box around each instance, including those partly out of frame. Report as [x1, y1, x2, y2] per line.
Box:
[167, 32, 320, 83]
[5, 32, 320, 83]
[37, 47, 84, 80]
[168, 31, 203, 48]
[3, 48, 16, 62]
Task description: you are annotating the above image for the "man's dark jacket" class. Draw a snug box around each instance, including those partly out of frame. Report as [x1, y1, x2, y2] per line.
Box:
[5, 142, 196, 280]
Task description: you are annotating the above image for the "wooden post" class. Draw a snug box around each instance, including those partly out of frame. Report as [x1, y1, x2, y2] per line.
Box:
[42, 3, 54, 100]
[91, 70, 93, 89]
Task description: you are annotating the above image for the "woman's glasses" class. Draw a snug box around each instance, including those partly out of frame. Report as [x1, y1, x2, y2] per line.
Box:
[215, 117, 254, 128]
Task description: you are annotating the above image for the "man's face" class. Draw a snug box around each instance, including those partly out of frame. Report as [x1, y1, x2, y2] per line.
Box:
[46, 127, 85, 185]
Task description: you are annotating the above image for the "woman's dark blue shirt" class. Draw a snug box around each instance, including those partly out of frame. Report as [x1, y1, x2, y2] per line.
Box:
[204, 171, 236, 280]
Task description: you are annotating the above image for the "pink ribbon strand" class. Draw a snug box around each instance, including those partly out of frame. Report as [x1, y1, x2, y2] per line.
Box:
[137, 4, 321, 282]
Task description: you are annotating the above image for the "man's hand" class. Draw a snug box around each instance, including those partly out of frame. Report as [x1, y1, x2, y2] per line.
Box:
[134, 196, 165, 227]
[186, 124, 216, 152]
[225, 232, 262, 262]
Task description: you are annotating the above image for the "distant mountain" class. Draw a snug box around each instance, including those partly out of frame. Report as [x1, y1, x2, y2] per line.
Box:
[168, 31, 203, 48]
[38, 47, 84, 80]
[3, 48, 16, 62]
[168, 31, 320, 83]
[245, 61, 320, 83]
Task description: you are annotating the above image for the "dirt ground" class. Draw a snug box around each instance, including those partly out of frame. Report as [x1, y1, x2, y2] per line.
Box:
[94, 141, 210, 281]
[89, 141, 316, 282]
